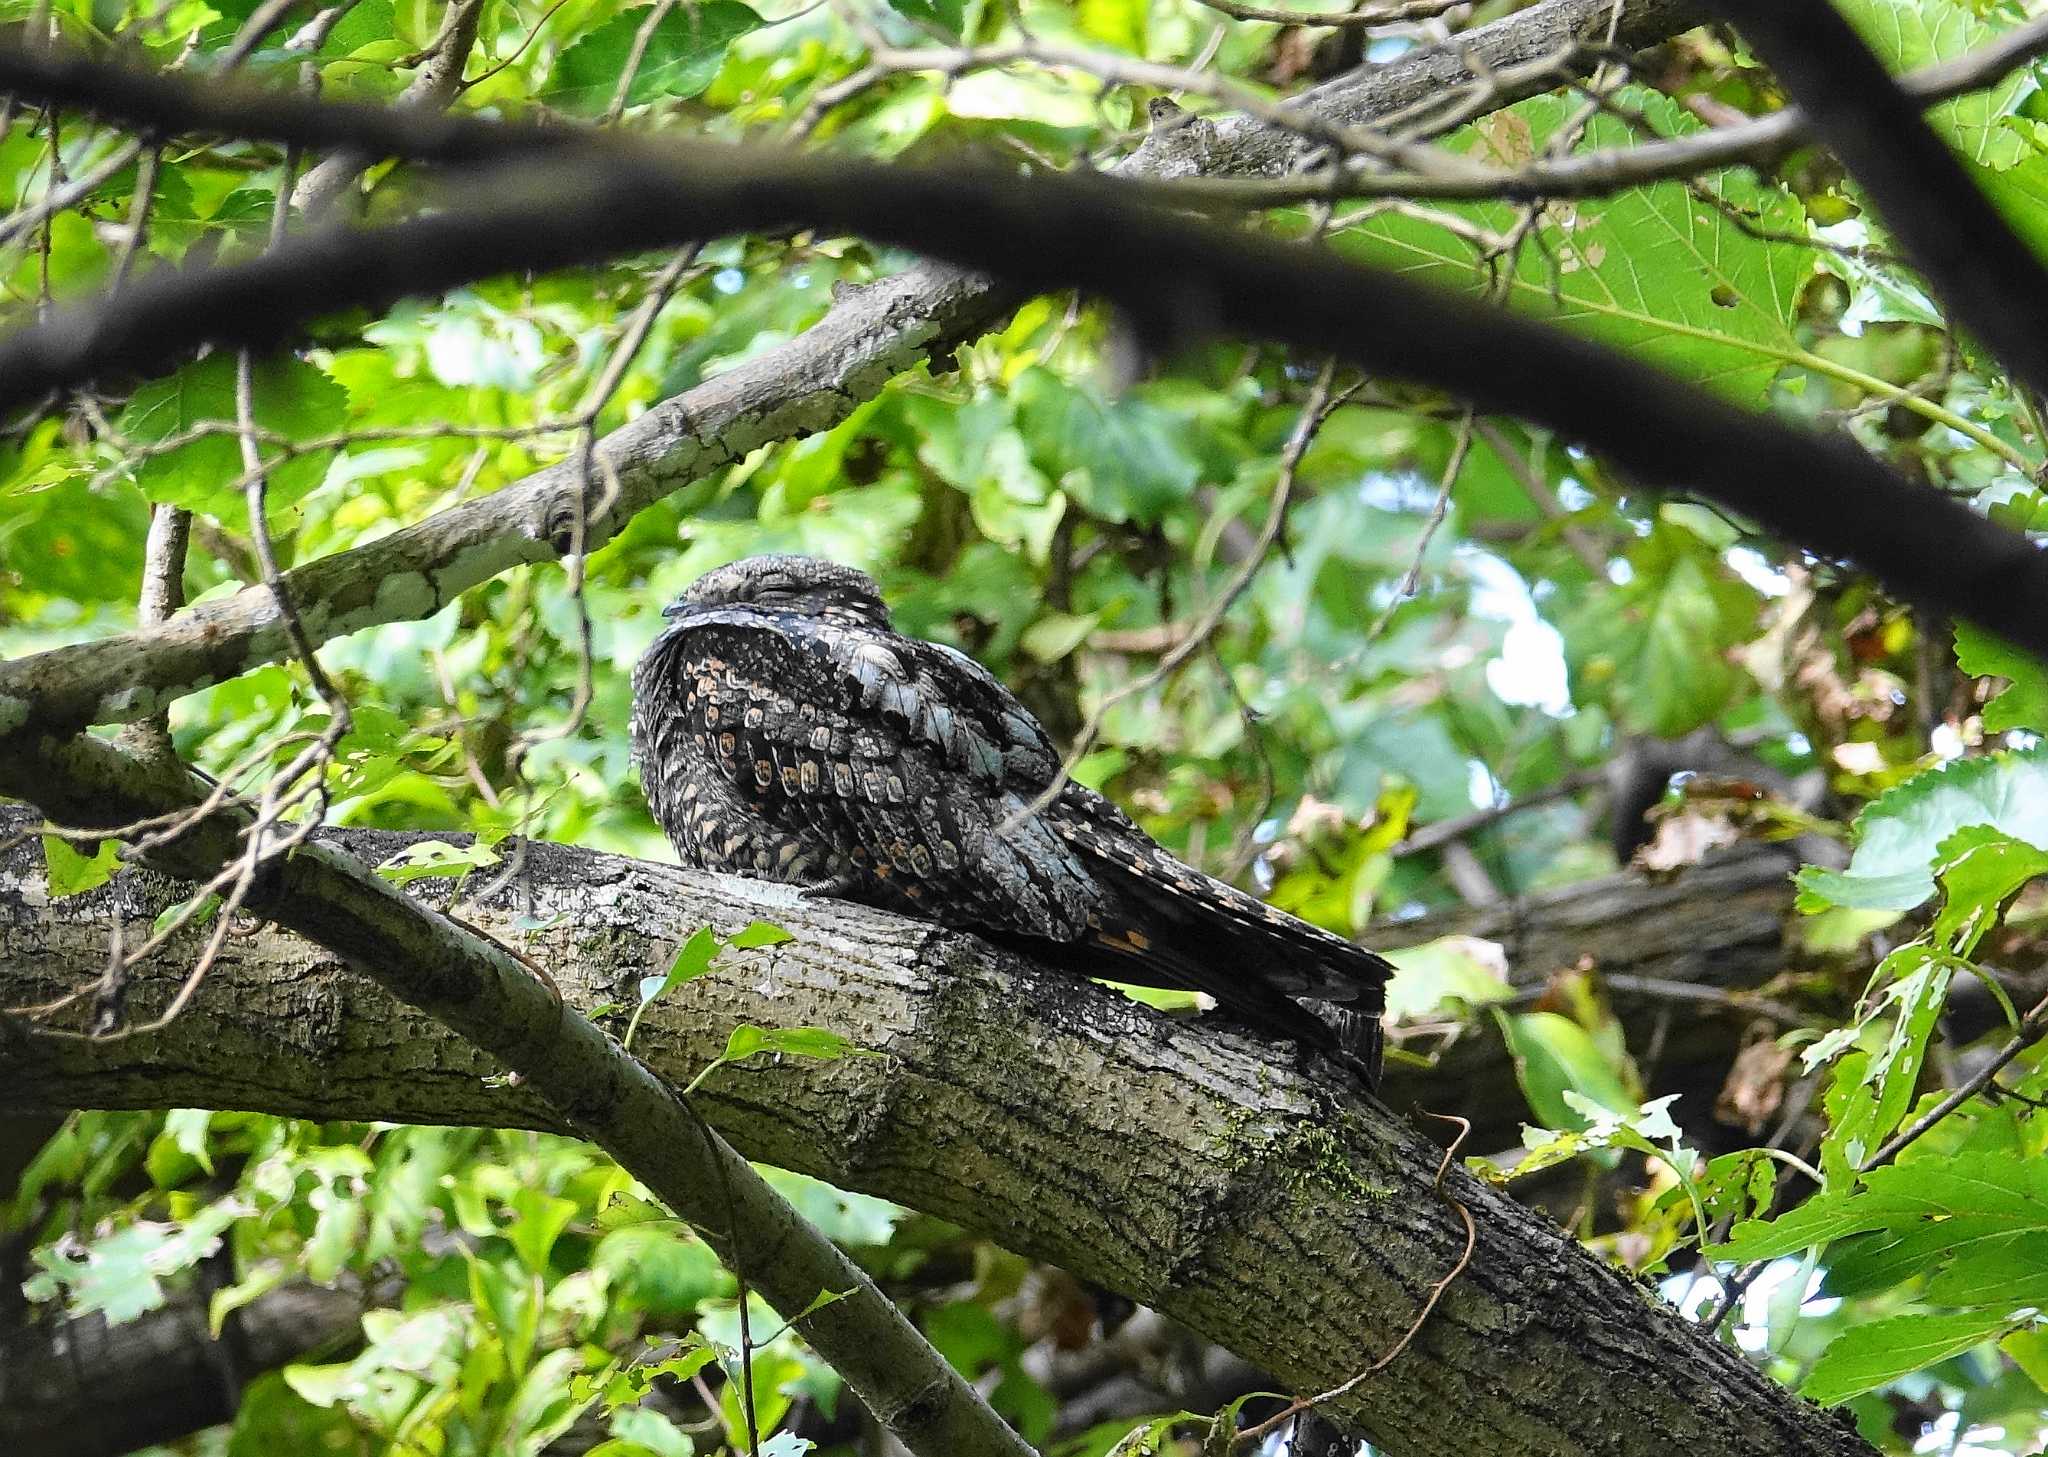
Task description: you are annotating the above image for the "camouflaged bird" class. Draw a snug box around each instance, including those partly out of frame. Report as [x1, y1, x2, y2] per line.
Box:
[631, 555, 1391, 1085]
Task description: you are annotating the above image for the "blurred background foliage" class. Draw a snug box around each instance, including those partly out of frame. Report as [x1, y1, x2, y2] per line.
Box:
[9, 0, 2048, 1453]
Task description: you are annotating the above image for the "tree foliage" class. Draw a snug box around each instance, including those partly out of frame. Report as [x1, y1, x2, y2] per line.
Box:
[8, 0, 2048, 1453]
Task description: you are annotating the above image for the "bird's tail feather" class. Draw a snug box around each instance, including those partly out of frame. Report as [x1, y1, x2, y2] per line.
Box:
[1049, 824, 1390, 1088]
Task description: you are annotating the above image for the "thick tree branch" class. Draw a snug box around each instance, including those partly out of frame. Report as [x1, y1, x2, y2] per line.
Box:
[1712, 0, 2048, 407]
[0, 807, 1869, 1456]
[0, 0, 1707, 733]
[2, 1277, 379, 1457]
[1171, 13, 2048, 204]
[0, 823, 1814, 1158]
[0, 736, 1033, 1457]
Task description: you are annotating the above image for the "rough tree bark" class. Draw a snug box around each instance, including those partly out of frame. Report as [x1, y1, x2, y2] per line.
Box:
[2, 1278, 378, 1457]
[0, 811, 1869, 1457]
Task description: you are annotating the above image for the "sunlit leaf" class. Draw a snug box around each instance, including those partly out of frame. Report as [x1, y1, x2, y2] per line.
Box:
[43, 835, 120, 899]
[1796, 750, 2048, 913]
[1803, 1310, 2020, 1404]
[374, 838, 501, 885]
[547, 2, 763, 111]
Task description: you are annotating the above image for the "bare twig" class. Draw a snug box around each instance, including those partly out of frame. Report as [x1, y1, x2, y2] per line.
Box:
[1860, 990, 2048, 1173]
[1391, 766, 1605, 856]
[1362, 406, 1475, 643]
[1162, 13, 2048, 206]
[1189, 0, 1468, 28]
[294, 0, 488, 215]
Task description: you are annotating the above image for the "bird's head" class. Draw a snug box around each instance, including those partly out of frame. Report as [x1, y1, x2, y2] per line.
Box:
[665, 555, 891, 628]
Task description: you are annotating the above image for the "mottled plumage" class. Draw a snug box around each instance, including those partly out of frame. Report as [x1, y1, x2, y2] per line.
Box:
[631, 555, 1390, 1085]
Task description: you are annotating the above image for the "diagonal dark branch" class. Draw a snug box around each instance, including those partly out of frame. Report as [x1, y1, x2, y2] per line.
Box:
[1711, 0, 2048, 406]
[0, 145, 2043, 691]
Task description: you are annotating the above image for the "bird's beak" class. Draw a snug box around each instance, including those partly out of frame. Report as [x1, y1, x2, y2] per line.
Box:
[661, 599, 689, 620]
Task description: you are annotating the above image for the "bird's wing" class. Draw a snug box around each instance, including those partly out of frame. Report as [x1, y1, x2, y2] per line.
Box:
[635, 608, 1100, 939]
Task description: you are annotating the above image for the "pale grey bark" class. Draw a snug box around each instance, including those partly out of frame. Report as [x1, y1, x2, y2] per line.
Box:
[0, 789, 1867, 1456]
[0, 0, 1706, 736]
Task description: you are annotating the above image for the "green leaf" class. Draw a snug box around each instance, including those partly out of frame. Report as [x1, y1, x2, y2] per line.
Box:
[1834, 0, 2032, 168]
[373, 838, 501, 885]
[1512, 1093, 1694, 1184]
[316, 0, 393, 56]
[625, 926, 724, 1050]
[1333, 86, 1807, 398]
[29, 1202, 241, 1323]
[1930, 825, 2048, 955]
[43, 835, 119, 899]
[2002, 1327, 2048, 1395]
[1, 478, 149, 604]
[729, 920, 794, 949]
[1924, 1231, 2048, 1306]
[656, 926, 723, 992]
[1564, 525, 1759, 737]
[506, 1189, 579, 1275]
[601, 1406, 698, 1457]
[1709, 1151, 2048, 1264]
[1494, 1010, 1639, 1130]
[151, 891, 222, 939]
[304, 1192, 363, 1285]
[761, 1167, 904, 1245]
[117, 353, 347, 527]
[886, 0, 962, 35]
[547, 2, 763, 111]
[1020, 609, 1104, 664]
[1803, 1310, 2020, 1404]
[1796, 749, 2048, 913]
[593, 1228, 728, 1317]
[1382, 935, 1514, 1020]
[1955, 622, 2048, 734]
[1818, 946, 1952, 1173]
[721, 1023, 874, 1064]
[1013, 368, 1202, 524]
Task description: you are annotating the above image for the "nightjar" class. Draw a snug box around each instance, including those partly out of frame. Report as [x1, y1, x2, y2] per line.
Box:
[631, 554, 1390, 1085]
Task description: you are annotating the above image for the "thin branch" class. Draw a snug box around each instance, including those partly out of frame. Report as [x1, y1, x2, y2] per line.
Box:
[1004, 359, 1341, 831]
[1188, 0, 1468, 28]
[1163, 13, 2048, 206]
[0, 142, 2044, 701]
[604, 0, 681, 124]
[294, 0, 489, 215]
[1470, 419, 1606, 573]
[1363, 406, 1474, 642]
[118, 501, 190, 756]
[1391, 766, 1606, 856]
[1504, 971, 1815, 1029]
